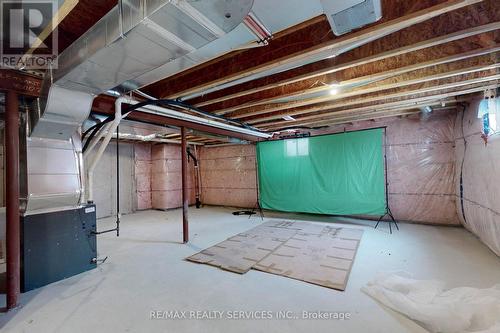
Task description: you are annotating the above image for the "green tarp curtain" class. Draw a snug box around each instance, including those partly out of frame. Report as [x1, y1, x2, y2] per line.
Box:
[256, 128, 387, 216]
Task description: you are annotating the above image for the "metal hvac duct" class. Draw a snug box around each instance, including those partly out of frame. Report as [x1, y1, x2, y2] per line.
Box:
[24, 0, 254, 214]
[32, 0, 254, 140]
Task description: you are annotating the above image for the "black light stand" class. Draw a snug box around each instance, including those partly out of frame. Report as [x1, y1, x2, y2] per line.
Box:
[374, 127, 399, 234]
[249, 148, 264, 220]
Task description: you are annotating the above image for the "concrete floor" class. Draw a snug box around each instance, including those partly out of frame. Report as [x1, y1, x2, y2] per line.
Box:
[1, 206, 499, 333]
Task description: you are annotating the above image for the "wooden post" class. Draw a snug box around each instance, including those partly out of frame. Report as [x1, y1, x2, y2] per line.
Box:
[5, 90, 20, 309]
[181, 127, 189, 243]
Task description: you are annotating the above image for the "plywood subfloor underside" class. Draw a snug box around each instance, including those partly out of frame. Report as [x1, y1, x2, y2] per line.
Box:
[186, 221, 363, 290]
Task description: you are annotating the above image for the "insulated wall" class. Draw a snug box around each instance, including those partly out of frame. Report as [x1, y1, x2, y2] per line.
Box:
[197, 110, 459, 225]
[257, 129, 386, 216]
[199, 144, 257, 208]
[135, 143, 152, 210]
[317, 111, 459, 224]
[85, 141, 136, 219]
[455, 99, 500, 256]
[151, 144, 196, 209]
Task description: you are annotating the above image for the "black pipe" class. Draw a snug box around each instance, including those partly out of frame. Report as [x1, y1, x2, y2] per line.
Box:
[92, 228, 118, 235]
[83, 98, 265, 153]
[116, 126, 120, 237]
[459, 103, 468, 225]
[187, 147, 202, 208]
[187, 147, 198, 166]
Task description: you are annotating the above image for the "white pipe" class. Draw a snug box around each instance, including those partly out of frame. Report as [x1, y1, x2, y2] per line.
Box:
[232, 39, 269, 51]
[86, 97, 128, 202]
[133, 89, 259, 129]
[83, 122, 113, 159]
[203, 142, 252, 148]
[113, 132, 205, 146]
[127, 99, 271, 139]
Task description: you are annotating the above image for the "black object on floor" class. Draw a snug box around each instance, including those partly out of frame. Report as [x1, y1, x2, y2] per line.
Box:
[232, 210, 256, 216]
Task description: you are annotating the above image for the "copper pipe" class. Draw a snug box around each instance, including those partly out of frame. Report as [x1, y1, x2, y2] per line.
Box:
[181, 126, 189, 243]
[5, 90, 20, 309]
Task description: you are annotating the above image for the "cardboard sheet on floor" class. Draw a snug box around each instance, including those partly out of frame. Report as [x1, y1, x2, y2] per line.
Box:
[186, 221, 363, 290]
[185, 223, 297, 273]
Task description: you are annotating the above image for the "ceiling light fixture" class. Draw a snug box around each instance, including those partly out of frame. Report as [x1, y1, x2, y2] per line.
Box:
[329, 83, 340, 95]
[283, 115, 295, 121]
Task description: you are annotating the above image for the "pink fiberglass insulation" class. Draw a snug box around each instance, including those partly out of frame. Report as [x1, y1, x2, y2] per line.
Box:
[151, 144, 196, 210]
[294, 109, 459, 225]
[454, 98, 500, 256]
[198, 144, 257, 208]
[197, 109, 459, 225]
[134, 143, 152, 210]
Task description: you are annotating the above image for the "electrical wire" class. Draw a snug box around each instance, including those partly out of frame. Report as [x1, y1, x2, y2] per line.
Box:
[82, 98, 267, 153]
[459, 102, 468, 225]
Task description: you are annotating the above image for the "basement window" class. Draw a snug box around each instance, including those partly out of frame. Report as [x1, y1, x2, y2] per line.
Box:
[478, 97, 500, 137]
[285, 138, 309, 157]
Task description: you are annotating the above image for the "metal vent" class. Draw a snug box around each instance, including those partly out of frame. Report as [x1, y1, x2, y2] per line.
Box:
[321, 0, 382, 36]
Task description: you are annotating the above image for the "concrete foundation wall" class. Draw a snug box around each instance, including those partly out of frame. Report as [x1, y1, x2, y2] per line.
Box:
[199, 144, 257, 208]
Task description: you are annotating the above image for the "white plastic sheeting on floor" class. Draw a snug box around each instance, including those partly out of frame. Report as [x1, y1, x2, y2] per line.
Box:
[362, 273, 500, 333]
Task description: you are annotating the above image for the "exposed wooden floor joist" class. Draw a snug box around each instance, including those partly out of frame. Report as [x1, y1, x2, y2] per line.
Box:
[193, 22, 500, 109]
[145, 0, 486, 100]
[213, 47, 499, 117]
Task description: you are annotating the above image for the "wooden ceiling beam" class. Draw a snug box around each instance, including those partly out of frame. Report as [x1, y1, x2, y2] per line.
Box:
[216, 46, 499, 116]
[232, 61, 500, 121]
[260, 98, 460, 129]
[0, 70, 42, 96]
[145, 0, 484, 100]
[235, 66, 498, 119]
[300, 109, 424, 127]
[273, 105, 461, 129]
[193, 21, 500, 108]
[92, 108, 263, 142]
[261, 83, 498, 130]
[247, 62, 500, 124]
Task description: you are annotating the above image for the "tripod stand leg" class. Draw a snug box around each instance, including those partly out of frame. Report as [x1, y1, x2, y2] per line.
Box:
[388, 208, 399, 230]
[375, 215, 383, 229]
[249, 201, 264, 220]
